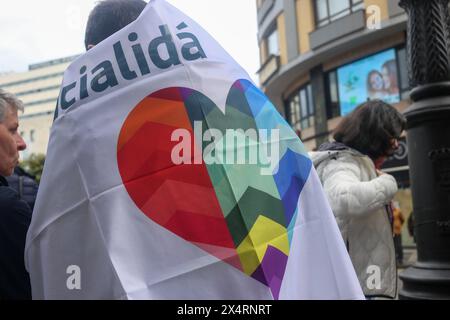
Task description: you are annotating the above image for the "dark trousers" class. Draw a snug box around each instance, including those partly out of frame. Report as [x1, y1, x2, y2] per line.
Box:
[394, 234, 403, 264]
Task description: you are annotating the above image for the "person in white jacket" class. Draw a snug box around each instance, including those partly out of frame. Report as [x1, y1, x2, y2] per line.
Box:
[310, 100, 406, 299]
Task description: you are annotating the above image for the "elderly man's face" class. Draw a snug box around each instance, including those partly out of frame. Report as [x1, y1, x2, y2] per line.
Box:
[0, 106, 26, 176]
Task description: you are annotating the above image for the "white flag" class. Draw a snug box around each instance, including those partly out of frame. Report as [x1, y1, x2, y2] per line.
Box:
[25, 0, 364, 300]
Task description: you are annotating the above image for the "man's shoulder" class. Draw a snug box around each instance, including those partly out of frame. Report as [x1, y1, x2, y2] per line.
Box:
[0, 186, 31, 218]
[0, 175, 8, 186]
[0, 185, 19, 204]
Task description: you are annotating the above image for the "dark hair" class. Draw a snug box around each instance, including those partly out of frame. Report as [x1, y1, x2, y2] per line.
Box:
[84, 0, 147, 50]
[333, 100, 406, 160]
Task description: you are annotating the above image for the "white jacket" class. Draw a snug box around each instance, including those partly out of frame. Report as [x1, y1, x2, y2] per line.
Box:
[310, 145, 397, 298]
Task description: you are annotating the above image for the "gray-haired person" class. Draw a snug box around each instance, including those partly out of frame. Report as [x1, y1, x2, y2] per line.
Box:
[0, 89, 31, 299]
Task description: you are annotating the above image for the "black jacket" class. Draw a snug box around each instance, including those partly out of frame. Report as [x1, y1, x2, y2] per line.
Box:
[6, 167, 39, 211]
[0, 176, 32, 300]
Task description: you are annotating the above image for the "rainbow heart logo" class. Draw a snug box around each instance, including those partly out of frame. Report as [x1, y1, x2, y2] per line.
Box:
[117, 79, 311, 299]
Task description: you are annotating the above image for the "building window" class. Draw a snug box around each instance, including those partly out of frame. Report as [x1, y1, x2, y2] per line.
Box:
[326, 71, 340, 119]
[288, 95, 301, 131]
[16, 85, 60, 97]
[0, 72, 64, 89]
[266, 28, 279, 57]
[314, 0, 364, 27]
[24, 98, 57, 107]
[286, 84, 315, 131]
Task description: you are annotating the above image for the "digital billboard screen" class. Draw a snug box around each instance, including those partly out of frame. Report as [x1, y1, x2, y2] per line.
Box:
[337, 49, 400, 116]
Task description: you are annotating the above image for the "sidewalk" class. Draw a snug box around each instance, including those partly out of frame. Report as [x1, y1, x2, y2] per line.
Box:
[396, 247, 417, 299]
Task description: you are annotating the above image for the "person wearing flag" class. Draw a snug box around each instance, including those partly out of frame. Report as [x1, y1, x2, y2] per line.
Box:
[25, 0, 364, 300]
[84, 0, 147, 51]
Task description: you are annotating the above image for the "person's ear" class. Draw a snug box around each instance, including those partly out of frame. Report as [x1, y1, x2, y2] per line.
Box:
[87, 44, 95, 51]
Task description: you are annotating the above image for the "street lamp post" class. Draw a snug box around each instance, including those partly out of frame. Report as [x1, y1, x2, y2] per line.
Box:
[399, 0, 450, 299]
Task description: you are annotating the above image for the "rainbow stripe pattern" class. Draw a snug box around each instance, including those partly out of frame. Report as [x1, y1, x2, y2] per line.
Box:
[117, 79, 312, 299]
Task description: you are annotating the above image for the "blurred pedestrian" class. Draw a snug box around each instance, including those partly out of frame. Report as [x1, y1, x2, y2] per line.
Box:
[0, 89, 32, 299]
[310, 99, 406, 299]
[407, 211, 415, 241]
[392, 201, 405, 267]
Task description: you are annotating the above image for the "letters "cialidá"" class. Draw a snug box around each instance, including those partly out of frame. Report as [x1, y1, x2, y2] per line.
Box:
[57, 22, 206, 116]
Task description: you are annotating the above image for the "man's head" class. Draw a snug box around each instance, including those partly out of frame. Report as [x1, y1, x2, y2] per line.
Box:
[0, 90, 27, 177]
[84, 0, 147, 50]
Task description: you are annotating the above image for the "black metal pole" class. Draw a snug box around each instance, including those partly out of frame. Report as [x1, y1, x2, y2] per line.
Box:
[399, 0, 450, 300]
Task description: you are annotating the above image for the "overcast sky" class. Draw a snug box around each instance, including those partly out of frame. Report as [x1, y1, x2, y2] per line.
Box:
[0, 0, 260, 82]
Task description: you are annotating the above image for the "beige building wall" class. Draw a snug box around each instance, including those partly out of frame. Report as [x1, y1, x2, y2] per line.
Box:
[364, 0, 389, 21]
[19, 114, 54, 159]
[0, 55, 77, 159]
[19, 89, 60, 105]
[260, 40, 268, 65]
[0, 63, 67, 87]
[277, 13, 289, 66]
[3, 77, 62, 95]
[23, 102, 57, 117]
[296, 0, 315, 54]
